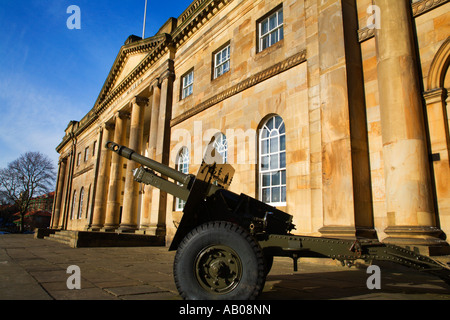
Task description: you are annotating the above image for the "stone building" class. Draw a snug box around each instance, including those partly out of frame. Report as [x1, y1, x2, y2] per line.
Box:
[51, 0, 450, 254]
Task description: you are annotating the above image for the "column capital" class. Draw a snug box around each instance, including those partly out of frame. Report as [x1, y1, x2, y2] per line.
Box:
[58, 157, 67, 165]
[149, 78, 160, 92]
[114, 110, 131, 121]
[131, 96, 150, 107]
[159, 70, 176, 83]
[97, 122, 115, 134]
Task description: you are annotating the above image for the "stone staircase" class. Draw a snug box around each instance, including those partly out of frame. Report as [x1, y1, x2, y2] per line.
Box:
[44, 230, 77, 247]
[35, 228, 165, 248]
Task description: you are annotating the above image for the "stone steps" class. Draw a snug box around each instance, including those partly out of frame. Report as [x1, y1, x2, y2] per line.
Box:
[37, 228, 165, 248]
[44, 230, 77, 247]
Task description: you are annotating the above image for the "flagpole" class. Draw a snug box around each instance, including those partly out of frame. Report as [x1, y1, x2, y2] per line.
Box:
[142, 0, 148, 39]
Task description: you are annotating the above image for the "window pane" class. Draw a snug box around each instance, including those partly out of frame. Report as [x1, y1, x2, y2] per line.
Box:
[279, 26, 284, 41]
[270, 137, 278, 153]
[261, 128, 269, 139]
[262, 188, 270, 203]
[278, 9, 283, 25]
[261, 20, 269, 35]
[261, 155, 269, 170]
[282, 170, 286, 184]
[272, 171, 280, 186]
[280, 152, 286, 168]
[275, 116, 282, 129]
[261, 35, 269, 51]
[262, 174, 271, 187]
[270, 154, 279, 169]
[280, 135, 286, 151]
[266, 117, 274, 130]
[261, 139, 269, 155]
[223, 61, 230, 73]
[216, 53, 221, 65]
[272, 187, 280, 203]
[269, 14, 277, 30]
[281, 186, 286, 202]
[270, 31, 278, 45]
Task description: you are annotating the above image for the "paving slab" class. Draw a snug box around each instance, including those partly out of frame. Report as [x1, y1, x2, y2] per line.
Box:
[1, 234, 449, 303]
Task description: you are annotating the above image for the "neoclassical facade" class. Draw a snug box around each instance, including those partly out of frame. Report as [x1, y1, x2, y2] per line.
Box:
[51, 0, 450, 254]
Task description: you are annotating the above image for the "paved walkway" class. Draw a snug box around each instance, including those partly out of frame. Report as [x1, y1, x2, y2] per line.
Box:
[1, 234, 450, 301]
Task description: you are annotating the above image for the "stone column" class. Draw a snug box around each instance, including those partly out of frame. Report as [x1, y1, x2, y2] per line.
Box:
[119, 97, 148, 232]
[318, 0, 375, 239]
[142, 82, 162, 234]
[140, 83, 159, 231]
[60, 147, 76, 230]
[103, 112, 129, 231]
[374, 0, 445, 250]
[90, 123, 114, 230]
[51, 157, 67, 229]
[150, 71, 174, 237]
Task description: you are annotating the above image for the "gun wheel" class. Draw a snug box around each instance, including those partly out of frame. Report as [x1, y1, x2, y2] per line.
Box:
[174, 221, 265, 300]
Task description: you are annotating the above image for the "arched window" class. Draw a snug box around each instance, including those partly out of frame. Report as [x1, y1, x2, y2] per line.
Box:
[71, 190, 77, 220]
[78, 187, 84, 219]
[175, 147, 189, 211]
[85, 185, 91, 219]
[212, 132, 228, 163]
[259, 115, 286, 206]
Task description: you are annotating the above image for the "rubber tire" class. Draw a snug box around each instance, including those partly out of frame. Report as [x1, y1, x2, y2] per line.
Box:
[173, 221, 266, 300]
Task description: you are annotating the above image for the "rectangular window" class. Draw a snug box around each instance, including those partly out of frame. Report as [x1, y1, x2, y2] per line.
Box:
[77, 153, 81, 166]
[181, 70, 194, 99]
[214, 45, 230, 79]
[258, 7, 284, 52]
[84, 147, 89, 162]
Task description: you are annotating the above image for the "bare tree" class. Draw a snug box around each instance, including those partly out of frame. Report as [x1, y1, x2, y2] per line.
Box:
[0, 152, 56, 232]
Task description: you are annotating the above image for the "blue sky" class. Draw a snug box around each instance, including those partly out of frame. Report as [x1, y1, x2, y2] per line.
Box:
[0, 0, 192, 169]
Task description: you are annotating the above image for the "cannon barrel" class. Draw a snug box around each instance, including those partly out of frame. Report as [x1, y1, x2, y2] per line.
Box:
[105, 141, 193, 186]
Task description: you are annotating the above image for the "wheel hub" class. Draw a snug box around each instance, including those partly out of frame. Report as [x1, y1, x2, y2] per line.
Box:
[195, 245, 242, 294]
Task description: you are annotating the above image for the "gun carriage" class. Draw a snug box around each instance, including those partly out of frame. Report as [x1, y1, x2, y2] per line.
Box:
[106, 141, 450, 300]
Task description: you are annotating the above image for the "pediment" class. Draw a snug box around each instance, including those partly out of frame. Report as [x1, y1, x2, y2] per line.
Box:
[112, 52, 148, 90]
[94, 34, 167, 109]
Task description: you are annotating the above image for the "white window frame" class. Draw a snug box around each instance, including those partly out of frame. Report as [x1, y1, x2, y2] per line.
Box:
[175, 147, 190, 211]
[78, 187, 84, 219]
[258, 7, 284, 52]
[259, 115, 286, 207]
[212, 133, 228, 164]
[71, 190, 77, 220]
[214, 45, 231, 79]
[181, 70, 194, 99]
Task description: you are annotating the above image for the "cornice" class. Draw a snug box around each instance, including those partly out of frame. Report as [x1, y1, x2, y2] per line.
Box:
[171, 49, 307, 127]
[172, 0, 234, 49]
[412, 0, 449, 17]
[358, 0, 449, 43]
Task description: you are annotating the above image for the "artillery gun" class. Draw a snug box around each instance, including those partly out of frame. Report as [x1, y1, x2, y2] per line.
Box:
[106, 141, 450, 300]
